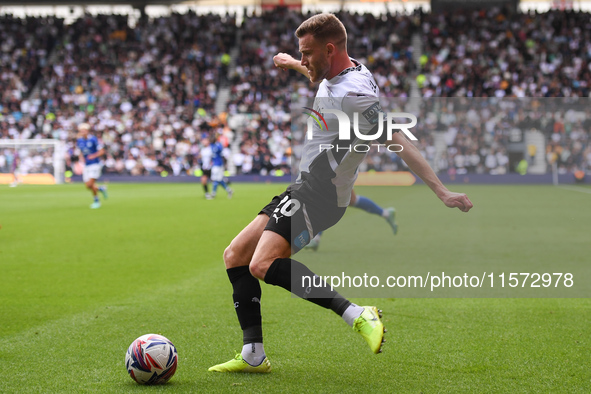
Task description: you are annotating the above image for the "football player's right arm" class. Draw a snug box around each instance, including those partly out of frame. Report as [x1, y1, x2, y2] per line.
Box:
[273, 53, 308, 77]
[343, 94, 473, 213]
[387, 132, 473, 213]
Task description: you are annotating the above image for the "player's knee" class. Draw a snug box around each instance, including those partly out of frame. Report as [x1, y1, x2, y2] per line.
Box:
[223, 244, 245, 269]
[249, 259, 271, 280]
[222, 245, 234, 268]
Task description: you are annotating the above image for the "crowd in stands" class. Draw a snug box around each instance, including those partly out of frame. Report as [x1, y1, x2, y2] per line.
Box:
[418, 8, 591, 98]
[1, 12, 239, 176]
[415, 8, 591, 174]
[0, 8, 590, 179]
[228, 9, 418, 176]
[0, 16, 63, 138]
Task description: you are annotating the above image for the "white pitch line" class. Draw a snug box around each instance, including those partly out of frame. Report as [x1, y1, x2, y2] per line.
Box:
[556, 185, 591, 194]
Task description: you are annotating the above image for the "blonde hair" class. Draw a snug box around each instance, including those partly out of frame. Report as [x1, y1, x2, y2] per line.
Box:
[295, 13, 347, 49]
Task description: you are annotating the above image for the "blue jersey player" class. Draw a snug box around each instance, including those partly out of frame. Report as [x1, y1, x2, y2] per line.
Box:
[210, 138, 233, 199]
[76, 123, 108, 209]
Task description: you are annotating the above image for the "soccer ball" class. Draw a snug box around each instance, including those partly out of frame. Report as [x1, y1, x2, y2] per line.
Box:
[125, 334, 178, 385]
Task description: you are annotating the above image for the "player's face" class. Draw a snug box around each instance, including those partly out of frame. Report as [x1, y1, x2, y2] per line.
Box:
[78, 128, 89, 138]
[299, 34, 330, 84]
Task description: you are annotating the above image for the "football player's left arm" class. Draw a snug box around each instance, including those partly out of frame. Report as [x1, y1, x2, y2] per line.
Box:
[273, 53, 308, 77]
[386, 132, 473, 213]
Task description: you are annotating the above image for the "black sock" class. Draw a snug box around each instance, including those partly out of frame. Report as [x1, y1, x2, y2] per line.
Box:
[203, 183, 209, 193]
[264, 258, 351, 316]
[227, 266, 263, 344]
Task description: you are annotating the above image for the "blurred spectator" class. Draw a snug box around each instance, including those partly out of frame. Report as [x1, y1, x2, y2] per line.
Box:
[1, 9, 590, 177]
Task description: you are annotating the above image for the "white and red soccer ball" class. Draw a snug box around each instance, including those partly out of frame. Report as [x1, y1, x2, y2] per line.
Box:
[125, 334, 178, 385]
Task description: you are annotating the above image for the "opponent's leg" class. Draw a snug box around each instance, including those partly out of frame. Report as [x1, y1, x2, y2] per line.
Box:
[351, 190, 397, 235]
[86, 179, 101, 209]
[98, 184, 108, 199]
[218, 179, 233, 198]
[305, 231, 323, 251]
[212, 181, 219, 197]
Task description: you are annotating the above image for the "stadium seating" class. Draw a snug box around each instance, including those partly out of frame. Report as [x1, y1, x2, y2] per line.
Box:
[0, 8, 589, 177]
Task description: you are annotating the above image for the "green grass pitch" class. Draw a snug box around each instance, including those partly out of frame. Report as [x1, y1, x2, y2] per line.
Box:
[0, 182, 589, 392]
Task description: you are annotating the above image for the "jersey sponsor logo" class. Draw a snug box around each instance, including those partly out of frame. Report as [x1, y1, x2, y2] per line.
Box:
[362, 102, 382, 125]
[293, 230, 310, 251]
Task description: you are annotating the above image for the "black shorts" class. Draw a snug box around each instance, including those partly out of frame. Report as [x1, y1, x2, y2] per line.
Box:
[259, 186, 346, 253]
[202, 169, 212, 178]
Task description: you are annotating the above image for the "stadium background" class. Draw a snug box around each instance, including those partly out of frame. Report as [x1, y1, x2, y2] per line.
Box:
[0, 0, 589, 185]
[1, 1, 590, 392]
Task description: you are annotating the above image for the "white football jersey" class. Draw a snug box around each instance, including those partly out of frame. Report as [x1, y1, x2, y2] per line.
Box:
[200, 146, 213, 170]
[297, 59, 381, 207]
